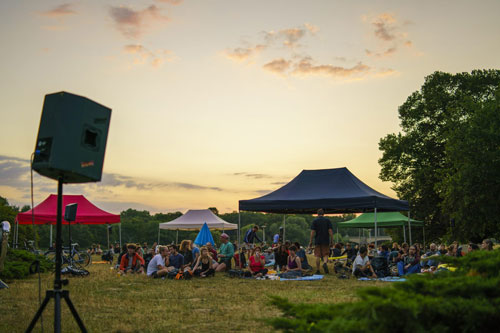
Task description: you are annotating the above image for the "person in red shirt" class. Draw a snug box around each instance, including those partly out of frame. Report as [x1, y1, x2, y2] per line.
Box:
[119, 244, 145, 274]
[248, 246, 268, 277]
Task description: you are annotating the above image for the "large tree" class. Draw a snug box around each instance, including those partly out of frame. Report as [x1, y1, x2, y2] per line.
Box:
[379, 70, 500, 242]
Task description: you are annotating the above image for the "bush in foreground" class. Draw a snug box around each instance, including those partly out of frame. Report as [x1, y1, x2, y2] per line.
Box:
[268, 250, 500, 332]
[0, 249, 53, 281]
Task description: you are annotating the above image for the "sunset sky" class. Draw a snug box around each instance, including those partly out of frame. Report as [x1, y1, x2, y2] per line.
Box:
[1, 0, 499, 214]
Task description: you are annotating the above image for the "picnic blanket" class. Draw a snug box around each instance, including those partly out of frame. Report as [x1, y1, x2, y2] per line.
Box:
[279, 274, 324, 281]
[358, 276, 407, 282]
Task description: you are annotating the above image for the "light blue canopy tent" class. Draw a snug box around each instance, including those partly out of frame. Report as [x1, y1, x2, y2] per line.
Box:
[194, 222, 215, 246]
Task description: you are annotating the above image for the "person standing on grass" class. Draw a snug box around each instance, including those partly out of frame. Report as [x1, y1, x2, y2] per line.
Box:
[309, 209, 333, 275]
[216, 233, 234, 272]
[147, 246, 169, 278]
[119, 244, 145, 274]
[244, 225, 262, 249]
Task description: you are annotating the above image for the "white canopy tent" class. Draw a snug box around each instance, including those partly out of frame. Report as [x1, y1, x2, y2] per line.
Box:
[158, 209, 237, 243]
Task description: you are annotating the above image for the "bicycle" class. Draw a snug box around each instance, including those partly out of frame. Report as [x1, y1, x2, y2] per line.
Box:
[44, 242, 92, 268]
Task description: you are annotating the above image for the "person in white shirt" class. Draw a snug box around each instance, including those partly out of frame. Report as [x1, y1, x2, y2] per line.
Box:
[147, 246, 169, 278]
[352, 246, 377, 278]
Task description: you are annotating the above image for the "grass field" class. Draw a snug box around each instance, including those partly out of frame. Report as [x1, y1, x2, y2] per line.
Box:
[0, 256, 383, 332]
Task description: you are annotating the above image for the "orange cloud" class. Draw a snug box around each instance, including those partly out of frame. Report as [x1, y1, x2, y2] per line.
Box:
[263, 58, 291, 74]
[155, 0, 183, 4]
[292, 57, 371, 78]
[123, 44, 174, 67]
[40, 3, 76, 18]
[224, 45, 266, 62]
[110, 5, 168, 39]
[372, 13, 397, 41]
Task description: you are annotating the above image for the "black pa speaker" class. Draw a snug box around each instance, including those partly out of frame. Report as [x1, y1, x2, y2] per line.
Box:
[64, 203, 78, 222]
[32, 91, 112, 183]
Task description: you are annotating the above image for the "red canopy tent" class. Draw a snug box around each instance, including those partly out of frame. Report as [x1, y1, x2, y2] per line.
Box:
[15, 194, 121, 248]
[17, 194, 120, 225]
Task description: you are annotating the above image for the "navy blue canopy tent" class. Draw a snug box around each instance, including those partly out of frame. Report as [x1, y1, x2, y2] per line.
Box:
[238, 168, 410, 245]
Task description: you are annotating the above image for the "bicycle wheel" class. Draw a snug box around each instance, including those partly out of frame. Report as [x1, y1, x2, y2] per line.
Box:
[44, 250, 58, 263]
[72, 252, 91, 268]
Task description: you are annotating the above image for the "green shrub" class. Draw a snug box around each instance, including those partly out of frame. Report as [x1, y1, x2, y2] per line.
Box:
[0, 249, 53, 281]
[268, 250, 500, 332]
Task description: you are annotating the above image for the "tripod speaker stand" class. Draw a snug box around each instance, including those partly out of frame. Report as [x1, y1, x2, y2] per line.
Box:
[26, 178, 87, 333]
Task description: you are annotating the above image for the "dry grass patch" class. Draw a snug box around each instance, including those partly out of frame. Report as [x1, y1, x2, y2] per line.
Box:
[0, 257, 383, 332]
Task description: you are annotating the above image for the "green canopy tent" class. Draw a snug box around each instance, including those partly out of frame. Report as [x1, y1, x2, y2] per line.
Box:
[338, 212, 424, 245]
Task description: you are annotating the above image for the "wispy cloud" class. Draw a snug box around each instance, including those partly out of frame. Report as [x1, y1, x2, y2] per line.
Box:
[224, 45, 266, 62]
[123, 44, 175, 67]
[364, 13, 416, 59]
[39, 3, 76, 18]
[292, 57, 371, 78]
[233, 172, 274, 179]
[109, 5, 168, 39]
[225, 20, 401, 80]
[263, 58, 291, 75]
[0, 154, 223, 212]
[155, 0, 183, 4]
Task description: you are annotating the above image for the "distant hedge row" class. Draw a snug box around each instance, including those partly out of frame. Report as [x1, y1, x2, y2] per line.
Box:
[0, 249, 53, 281]
[268, 250, 500, 332]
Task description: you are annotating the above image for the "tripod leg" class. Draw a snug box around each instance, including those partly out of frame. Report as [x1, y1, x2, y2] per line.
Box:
[55, 290, 61, 333]
[62, 291, 88, 333]
[25, 291, 52, 333]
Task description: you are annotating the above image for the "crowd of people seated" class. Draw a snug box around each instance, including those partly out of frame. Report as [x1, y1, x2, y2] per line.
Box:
[98, 230, 496, 280]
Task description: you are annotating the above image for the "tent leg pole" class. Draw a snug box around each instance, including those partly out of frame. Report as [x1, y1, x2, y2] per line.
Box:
[423, 225, 426, 251]
[403, 225, 406, 243]
[158, 228, 160, 244]
[336, 226, 338, 244]
[408, 210, 412, 245]
[374, 208, 378, 248]
[283, 215, 286, 242]
[50, 224, 53, 248]
[238, 211, 241, 248]
[106, 224, 110, 250]
[15, 220, 19, 248]
[119, 223, 122, 248]
[176, 230, 178, 245]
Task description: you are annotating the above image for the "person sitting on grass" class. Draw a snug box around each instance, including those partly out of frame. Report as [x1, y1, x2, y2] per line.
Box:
[215, 233, 234, 272]
[275, 243, 289, 271]
[378, 244, 390, 261]
[342, 243, 357, 263]
[468, 243, 479, 253]
[206, 242, 218, 261]
[263, 247, 275, 267]
[294, 242, 311, 271]
[180, 240, 194, 268]
[193, 247, 215, 277]
[147, 246, 169, 278]
[119, 244, 145, 274]
[352, 246, 377, 278]
[278, 245, 302, 279]
[397, 245, 421, 276]
[331, 243, 342, 257]
[482, 239, 493, 251]
[167, 245, 184, 272]
[248, 246, 268, 277]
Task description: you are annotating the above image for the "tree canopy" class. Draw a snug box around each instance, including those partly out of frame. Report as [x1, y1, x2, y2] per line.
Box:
[379, 69, 500, 242]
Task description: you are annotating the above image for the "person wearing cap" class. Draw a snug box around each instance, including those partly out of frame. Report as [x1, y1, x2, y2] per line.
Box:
[215, 233, 234, 272]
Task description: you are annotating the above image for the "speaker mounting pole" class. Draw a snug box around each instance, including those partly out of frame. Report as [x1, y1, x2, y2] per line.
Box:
[26, 177, 87, 333]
